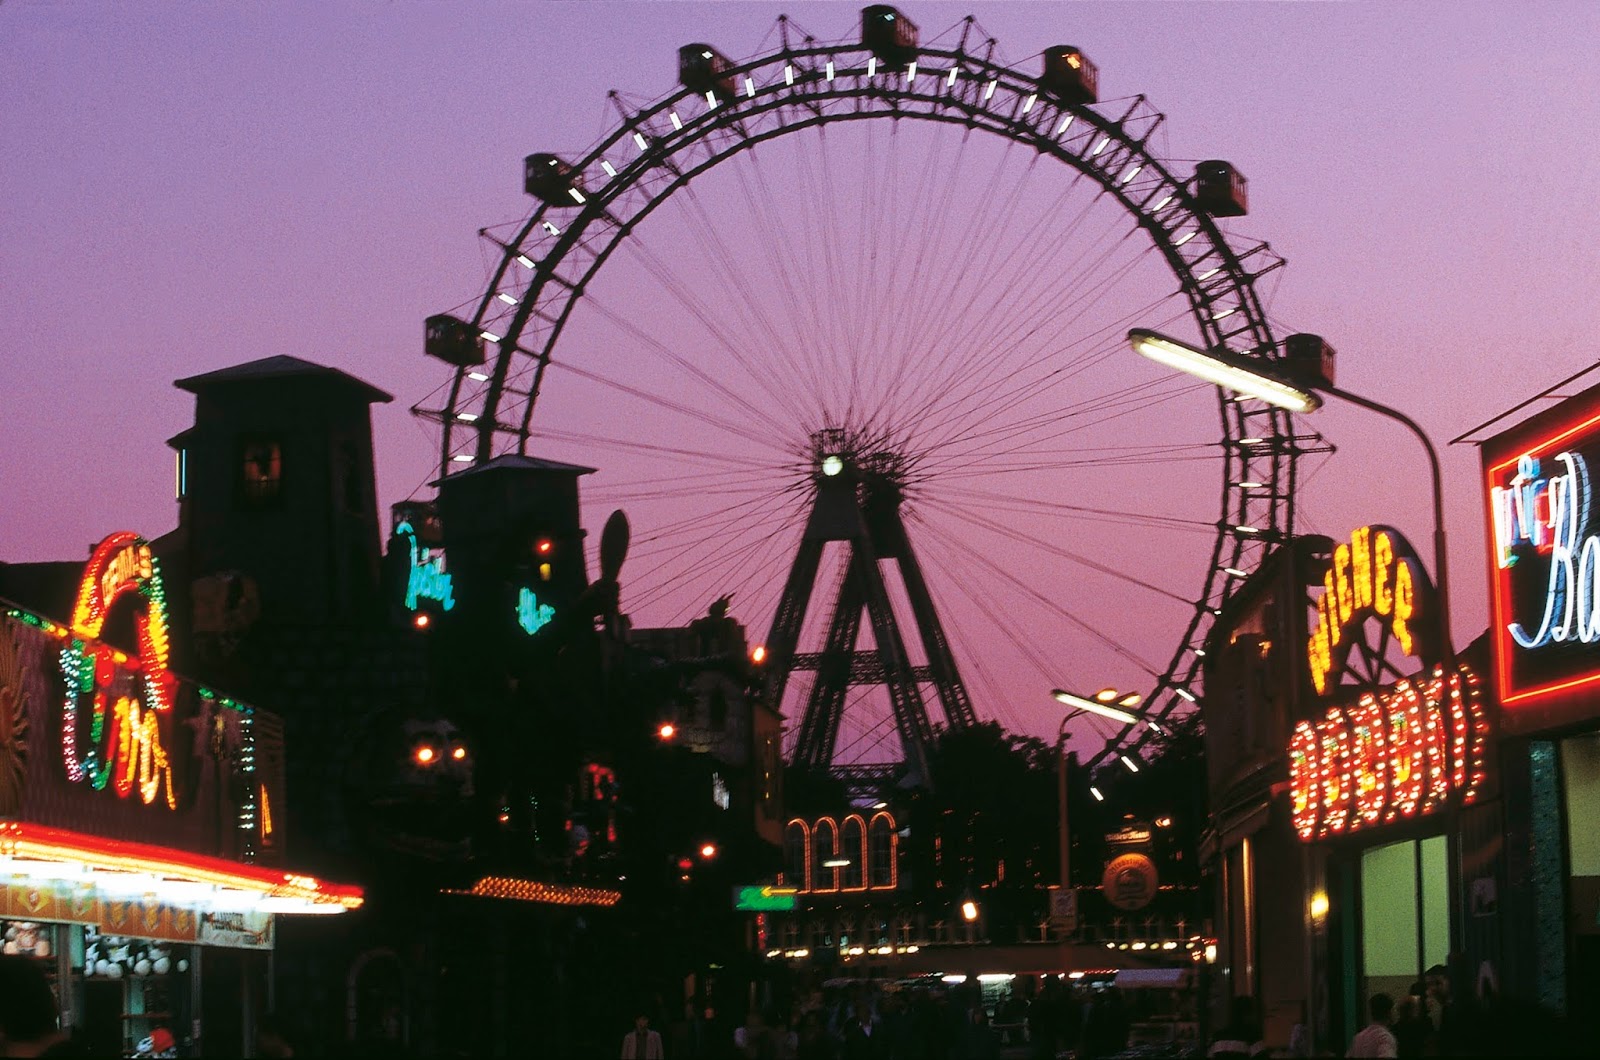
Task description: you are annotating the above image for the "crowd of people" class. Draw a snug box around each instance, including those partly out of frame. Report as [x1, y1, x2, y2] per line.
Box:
[620, 974, 1177, 1060]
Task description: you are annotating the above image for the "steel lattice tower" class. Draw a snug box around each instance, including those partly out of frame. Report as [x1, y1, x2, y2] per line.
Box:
[763, 438, 978, 789]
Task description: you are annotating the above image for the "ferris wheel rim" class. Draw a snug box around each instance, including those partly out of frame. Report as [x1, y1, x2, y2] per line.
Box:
[431, 24, 1301, 766]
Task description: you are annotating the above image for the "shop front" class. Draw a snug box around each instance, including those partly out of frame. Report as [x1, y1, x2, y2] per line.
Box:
[0, 532, 360, 1056]
[1480, 379, 1600, 1037]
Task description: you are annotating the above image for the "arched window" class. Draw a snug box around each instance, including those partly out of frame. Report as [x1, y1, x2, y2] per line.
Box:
[784, 819, 810, 892]
[812, 817, 839, 892]
[840, 815, 867, 891]
[868, 812, 898, 889]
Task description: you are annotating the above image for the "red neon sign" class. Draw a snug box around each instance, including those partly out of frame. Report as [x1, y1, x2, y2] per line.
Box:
[1482, 382, 1600, 726]
[1288, 665, 1487, 842]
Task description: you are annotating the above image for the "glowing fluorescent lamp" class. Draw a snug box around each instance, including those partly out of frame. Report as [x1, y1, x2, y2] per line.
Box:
[669, 111, 683, 131]
[821, 454, 844, 477]
[1127, 328, 1322, 413]
[785, 64, 794, 86]
[456, 412, 480, 423]
[907, 61, 917, 82]
[497, 293, 517, 305]
[984, 79, 996, 100]
[1057, 114, 1074, 134]
[978, 974, 1015, 984]
[1052, 689, 1140, 726]
[822, 858, 851, 868]
[1121, 164, 1141, 185]
[868, 57, 878, 77]
[947, 67, 958, 87]
[1198, 266, 1221, 280]
[1212, 307, 1237, 321]
[745, 76, 755, 97]
[942, 974, 968, 984]
[451, 454, 472, 463]
[826, 60, 835, 81]
[1022, 93, 1037, 114]
[706, 90, 717, 107]
[1147, 719, 1167, 734]
[1223, 567, 1247, 577]
[1121, 755, 1141, 773]
[1090, 786, 1104, 802]
[1236, 481, 1265, 489]
[479, 330, 501, 343]
[543, 221, 562, 236]
[1152, 194, 1173, 211]
[633, 131, 648, 151]
[467, 371, 490, 382]
[1174, 229, 1197, 247]
[516, 255, 535, 269]
[1092, 136, 1110, 156]
[1234, 525, 1262, 535]
[1174, 687, 1197, 703]
[601, 160, 617, 177]
[567, 187, 586, 204]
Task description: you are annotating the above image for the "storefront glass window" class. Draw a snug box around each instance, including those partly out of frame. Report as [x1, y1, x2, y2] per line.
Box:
[1359, 836, 1448, 1001]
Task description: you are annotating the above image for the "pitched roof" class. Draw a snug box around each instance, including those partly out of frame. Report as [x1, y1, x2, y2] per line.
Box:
[174, 356, 392, 403]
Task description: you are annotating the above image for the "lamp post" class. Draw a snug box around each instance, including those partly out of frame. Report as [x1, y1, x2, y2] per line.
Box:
[1127, 327, 1464, 977]
[1050, 688, 1150, 938]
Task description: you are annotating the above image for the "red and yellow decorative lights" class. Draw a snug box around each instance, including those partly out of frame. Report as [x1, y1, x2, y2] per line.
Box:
[1307, 526, 1425, 695]
[1289, 664, 1489, 841]
[59, 533, 178, 808]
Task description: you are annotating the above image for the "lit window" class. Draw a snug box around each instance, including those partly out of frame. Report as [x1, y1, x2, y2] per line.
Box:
[240, 438, 283, 506]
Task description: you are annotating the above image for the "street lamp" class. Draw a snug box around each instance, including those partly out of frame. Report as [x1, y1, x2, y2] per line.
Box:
[1126, 328, 1452, 662]
[1052, 687, 1156, 936]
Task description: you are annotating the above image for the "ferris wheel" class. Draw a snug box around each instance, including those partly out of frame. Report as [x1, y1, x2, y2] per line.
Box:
[417, 7, 1303, 775]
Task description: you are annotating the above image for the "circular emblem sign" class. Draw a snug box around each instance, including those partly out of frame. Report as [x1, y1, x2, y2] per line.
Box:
[1101, 853, 1159, 911]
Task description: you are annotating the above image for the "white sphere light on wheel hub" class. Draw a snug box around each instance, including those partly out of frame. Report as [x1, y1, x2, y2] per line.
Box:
[820, 454, 844, 477]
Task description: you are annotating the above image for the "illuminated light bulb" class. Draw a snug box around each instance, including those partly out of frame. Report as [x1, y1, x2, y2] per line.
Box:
[479, 331, 501, 344]
[1175, 230, 1198, 247]
[658, 722, 677, 740]
[413, 612, 431, 629]
[744, 77, 755, 97]
[601, 160, 617, 177]
[1057, 114, 1074, 134]
[706, 90, 717, 107]
[1022, 93, 1037, 114]
[451, 746, 467, 761]
[784, 64, 794, 86]
[751, 645, 768, 664]
[497, 293, 518, 305]
[1223, 567, 1247, 577]
[668, 112, 683, 131]
[516, 255, 535, 269]
[415, 745, 437, 765]
[984, 80, 997, 101]
[821, 455, 844, 477]
[633, 132, 648, 151]
[567, 187, 586, 204]
[947, 67, 958, 87]
[542, 221, 562, 236]
[1092, 136, 1110, 156]
[1121, 164, 1141, 185]
[907, 61, 917, 82]
[1121, 755, 1140, 773]
[868, 57, 877, 77]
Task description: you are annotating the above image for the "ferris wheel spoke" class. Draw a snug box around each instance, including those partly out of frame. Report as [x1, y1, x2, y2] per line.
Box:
[546, 359, 793, 452]
[530, 428, 789, 473]
[908, 508, 1163, 677]
[915, 494, 1199, 602]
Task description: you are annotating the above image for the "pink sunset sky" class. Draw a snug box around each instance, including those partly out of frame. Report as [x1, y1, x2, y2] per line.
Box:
[6, 2, 1600, 749]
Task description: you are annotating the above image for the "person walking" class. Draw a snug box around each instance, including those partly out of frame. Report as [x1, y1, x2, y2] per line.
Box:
[1347, 993, 1398, 1059]
[621, 1013, 665, 1059]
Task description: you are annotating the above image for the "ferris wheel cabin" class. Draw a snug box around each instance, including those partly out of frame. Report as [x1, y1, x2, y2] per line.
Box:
[1196, 160, 1249, 217]
[1042, 46, 1099, 106]
[862, 5, 918, 67]
[523, 153, 587, 206]
[424, 313, 486, 367]
[679, 43, 738, 101]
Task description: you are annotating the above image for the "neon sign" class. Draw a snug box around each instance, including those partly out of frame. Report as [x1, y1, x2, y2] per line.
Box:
[516, 588, 555, 635]
[59, 533, 179, 808]
[1288, 665, 1487, 841]
[397, 521, 454, 612]
[1483, 392, 1600, 717]
[1306, 526, 1432, 695]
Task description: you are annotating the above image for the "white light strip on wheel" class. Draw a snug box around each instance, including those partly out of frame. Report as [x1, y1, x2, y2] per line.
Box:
[826, 61, 835, 81]
[1128, 328, 1321, 413]
[451, 454, 473, 463]
[1057, 114, 1073, 134]
[479, 330, 501, 343]
[1121, 164, 1141, 184]
[868, 57, 877, 77]
[1223, 567, 1247, 577]
[1197, 266, 1221, 280]
[1090, 787, 1105, 802]
[497, 293, 517, 306]
[634, 131, 648, 151]
[1174, 687, 1197, 702]
[907, 61, 917, 82]
[1092, 136, 1110, 156]
[706, 90, 717, 107]
[456, 412, 479, 423]
[984, 79, 996, 100]
[1121, 755, 1141, 773]
[785, 64, 794, 85]
[947, 67, 958, 87]
[745, 76, 755, 97]
[467, 371, 489, 382]
[542, 221, 561, 236]
[601, 160, 617, 177]
[1022, 93, 1036, 114]
[669, 111, 683, 131]
[568, 187, 586, 204]
[516, 255, 535, 269]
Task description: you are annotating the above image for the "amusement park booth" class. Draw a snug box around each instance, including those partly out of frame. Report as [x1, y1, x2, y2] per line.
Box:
[0, 532, 361, 1057]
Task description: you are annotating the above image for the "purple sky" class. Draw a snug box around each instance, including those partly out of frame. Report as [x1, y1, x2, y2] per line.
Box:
[7, 3, 1600, 751]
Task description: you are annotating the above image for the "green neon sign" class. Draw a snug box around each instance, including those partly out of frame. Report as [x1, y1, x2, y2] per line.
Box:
[733, 885, 798, 912]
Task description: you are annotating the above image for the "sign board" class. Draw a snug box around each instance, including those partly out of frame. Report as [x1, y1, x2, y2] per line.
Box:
[1048, 887, 1078, 933]
[1482, 381, 1600, 733]
[1101, 853, 1158, 911]
[733, 885, 798, 912]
